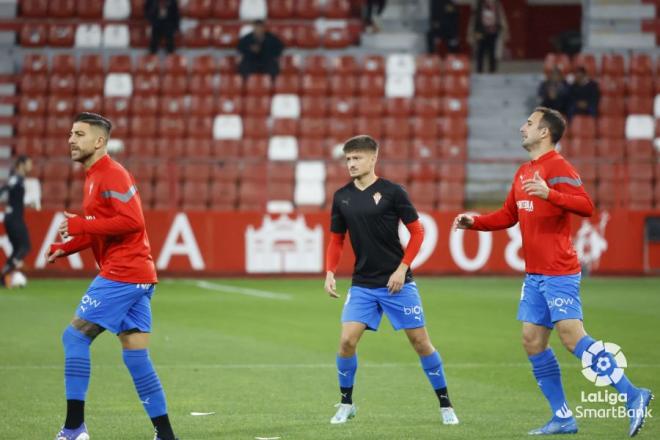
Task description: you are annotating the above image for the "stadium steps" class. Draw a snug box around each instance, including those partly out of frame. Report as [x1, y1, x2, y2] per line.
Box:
[583, 0, 657, 50]
[360, 0, 426, 54]
[466, 73, 539, 202]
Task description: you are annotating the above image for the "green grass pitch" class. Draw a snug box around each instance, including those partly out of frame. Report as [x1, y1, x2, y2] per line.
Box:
[1, 276, 659, 440]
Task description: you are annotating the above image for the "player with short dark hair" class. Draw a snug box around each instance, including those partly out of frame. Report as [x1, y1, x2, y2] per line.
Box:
[324, 135, 459, 426]
[454, 107, 653, 436]
[48, 112, 178, 440]
[0, 155, 33, 286]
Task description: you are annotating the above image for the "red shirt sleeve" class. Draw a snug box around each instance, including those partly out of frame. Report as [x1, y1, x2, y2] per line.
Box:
[472, 179, 519, 231]
[402, 219, 424, 266]
[546, 162, 594, 217]
[68, 169, 145, 236]
[325, 232, 345, 273]
[50, 234, 93, 256]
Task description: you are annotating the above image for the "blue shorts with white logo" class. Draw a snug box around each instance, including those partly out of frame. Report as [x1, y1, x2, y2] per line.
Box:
[341, 282, 425, 331]
[76, 275, 155, 335]
[517, 273, 583, 329]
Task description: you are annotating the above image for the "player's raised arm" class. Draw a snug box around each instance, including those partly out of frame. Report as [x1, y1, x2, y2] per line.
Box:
[542, 165, 594, 217]
[469, 180, 519, 231]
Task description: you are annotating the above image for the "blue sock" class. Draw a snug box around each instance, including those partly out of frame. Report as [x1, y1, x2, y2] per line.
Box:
[529, 348, 572, 419]
[123, 349, 168, 418]
[62, 325, 92, 401]
[573, 335, 639, 401]
[420, 351, 447, 390]
[336, 354, 357, 388]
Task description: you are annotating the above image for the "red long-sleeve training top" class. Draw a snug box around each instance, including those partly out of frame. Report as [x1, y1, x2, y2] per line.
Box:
[471, 150, 594, 275]
[50, 154, 158, 283]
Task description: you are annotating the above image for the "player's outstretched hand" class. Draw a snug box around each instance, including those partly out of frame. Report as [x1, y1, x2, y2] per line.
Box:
[522, 171, 549, 200]
[453, 213, 474, 230]
[324, 271, 339, 298]
[47, 248, 65, 263]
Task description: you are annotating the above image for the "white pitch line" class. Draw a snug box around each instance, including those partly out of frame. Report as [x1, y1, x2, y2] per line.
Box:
[2, 362, 659, 370]
[191, 280, 292, 301]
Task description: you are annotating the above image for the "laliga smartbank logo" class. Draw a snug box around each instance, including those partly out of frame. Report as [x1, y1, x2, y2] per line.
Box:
[580, 340, 627, 386]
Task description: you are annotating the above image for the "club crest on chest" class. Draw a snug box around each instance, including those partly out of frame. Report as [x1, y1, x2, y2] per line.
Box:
[373, 192, 382, 205]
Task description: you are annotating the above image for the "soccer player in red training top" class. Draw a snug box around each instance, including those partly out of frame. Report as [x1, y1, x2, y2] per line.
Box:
[47, 113, 178, 440]
[324, 135, 459, 426]
[454, 107, 653, 437]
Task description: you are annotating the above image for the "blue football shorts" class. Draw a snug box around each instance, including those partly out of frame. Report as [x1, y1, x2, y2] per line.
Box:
[75, 275, 156, 334]
[517, 273, 583, 329]
[341, 282, 426, 331]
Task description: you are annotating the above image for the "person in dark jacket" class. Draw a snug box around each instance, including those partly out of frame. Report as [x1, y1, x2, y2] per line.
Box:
[468, 0, 508, 73]
[427, 0, 460, 54]
[538, 67, 569, 116]
[0, 155, 32, 287]
[145, 0, 180, 54]
[237, 20, 285, 79]
[566, 67, 600, 119]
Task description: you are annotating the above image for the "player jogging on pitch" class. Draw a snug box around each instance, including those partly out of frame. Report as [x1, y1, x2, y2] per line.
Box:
[48, 113, 178, 440]
[454, 107, 653, 436]
[324, 135, 459, 426]
[0, 155, 32, 286]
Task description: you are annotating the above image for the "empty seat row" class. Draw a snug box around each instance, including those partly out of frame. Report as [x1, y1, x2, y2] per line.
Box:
[545, 52, 659, 78]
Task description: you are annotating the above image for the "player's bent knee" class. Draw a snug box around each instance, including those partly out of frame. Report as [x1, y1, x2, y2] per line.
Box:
[71, 317, 105, 340]
[338, 337, 358, 355]
[521, 334, 545, 355]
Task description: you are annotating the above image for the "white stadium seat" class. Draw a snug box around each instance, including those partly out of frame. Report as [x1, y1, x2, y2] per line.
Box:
[103, 0, 131, 19]
[213, 115, 243, 139]
[104, 73, 133, 97]
[625, 115, 654, 140]
[268, 136, 298, 161]
[271, 94, 301, 118]
[294, 181, 325, 206]
[240, 0, 268, 20]
[296, 160, 326, 182]
[75, 24, 102, 47]
[386, 53, 416, 76]
[103, 24, 130, 48]
[385, 74, 414, 98]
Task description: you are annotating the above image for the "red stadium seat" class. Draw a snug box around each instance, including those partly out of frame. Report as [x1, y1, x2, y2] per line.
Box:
[597, 139, 625, 160]
[295, 24, 321, 48]
[567, 115, 596, 140]
[217, 95, 243, 114]
[413, 98, 441, 117]
[48, 74, 76, 96]
[79, 54, 104, 74]
[273, 74, 300, 94]
[299, 118, 327, 138]
[626, 97, 653, 114]
[48, 24, 75, 47]
[599, 76, 625, 97]
[218, 56, 237, 74]
[442, 75, 470, 97]
[379, 139, 410, 160]
[562, 138, 596, 158]
[164, 54, 188, 74]
[41, 181, 69, 209]
[328, 117, 354, 139]
[295, 0, 321, 18]
[410, 138, 438, 160]
[383, 117, 411, 140]
[267, 182, 294, 200]
[416, 55, 442, 76]
[573, 53, 597, 77]
[23, 54, 48, 73]
[627, 75, 654, 97]
[378, 162, 410, 183]
[329, 75, 357, 97]
[218, 74, 243, 96]
[183, 24, 212, 48]
[279, 54, 301, 74]
[130, 116, 157, 138]
[243, 96, 271, 117]
[355, 97, 384, 117]
[630, 53, 652, 76]
[77, 94, 103, 113]
[627, 162, 654, 181]
[384, 98, 413, 117]
[438, 117, 468, 140]
[438, 163, 466, 182]
[324, 28, 352, 49]
[411, 117, 438, 139]
[211, 0, 239, 18]
[51, 54, 76, 74]
[104, 97, 131, 116]
[131, 96, 159, 115]
[192, 55, 217, 74]
[303, 55, 328, 75]
[180, 162, 211, 182]
[161, 74, 188, 95]
[360, 55, 385, 76]
[20, 74, 47, 95]
[125, 158, 156, 182]
[238, 181, 267, 210]
[601, 53, 625, 77]
[442, 97, 468, 117]
[48, 0, 75, 17]
[358, 75, 385, 96]
[20, 24, 48, 47]
[414, 75, 442, 97]
[212, 141, 241, 159]
[182, 0, 212, 17]
[331, 55, 358, 75]
[187, 117, 213, 139]
[159, 116, 187, 138]
[298, 138, 326, 158]
[133, 74, 161, 96]
[408, 182, 437, 208]
[597, 116, 625, 139]
[111, 116, 130, 138]
[300, 96, 328, 117]
[243, 117, 269, 139]
[209, 181, 238, 208]
[153, 181, 176, 210]
[19, 95, 46, 116]
[267, 162, 295, 182]
[444, 54, 470, 76]
[626, 140, 654, 160]
[245, 74, 272, 96]
[126, 139, 158, 159]
[77, 0, 102, 17]
[437, 181, 465, 207]
[355, 117, 383, 139]
[47, 96, 75, 116]
[161, 96, 187, 116]
[42, 159, 71, 180]
[438, 139, 467, 160]
[189, 74, 217, 95]
[108, 54, 132, 73]
[188, 95, 216, 117]
[597, 162, 625, 182]
[268, 0, 294, 18]
[271, 118, 299, 136]
[76, 74, 104, 95]
[21, 0, 48, 17]
[241, 161, 268, 181]
[14, 138, 44, 157]
[135, 54, 161, 74]
[301, 74, 329, 96]
[328, 97, 357, 117]
[130, 25, 150, 48]
[43, 138, 70, 159]
[325, 0, 350, 17]
[571, 160, 596, 183]
[598, 96, 625, 116]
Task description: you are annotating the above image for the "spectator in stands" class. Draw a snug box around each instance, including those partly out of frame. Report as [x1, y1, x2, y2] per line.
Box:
[427, 0, 460, 54]
[468, 0, 508, 73]
[364, 0, 387, 33]
[145, 0, 180, 54]
[237, 20, 285, 79]
[566, 67, 600, 119]
[537, 67, 569, 115]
